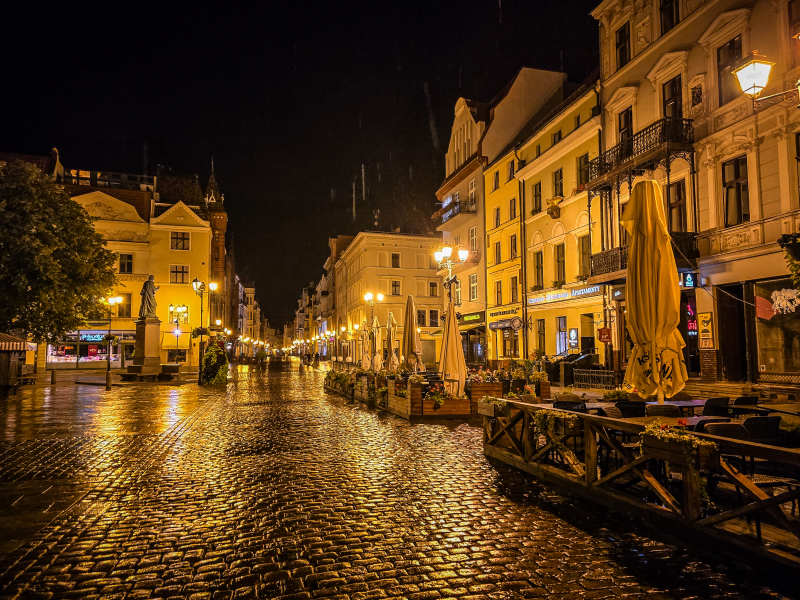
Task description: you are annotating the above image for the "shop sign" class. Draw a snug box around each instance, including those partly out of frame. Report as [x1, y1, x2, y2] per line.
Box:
[80, 333, 105, 342]
[597, 327, 611, 343]
[611, 286, 625, 301]
[458, 311, 485, 325]
[510, 316, 523, 331]
[698, 312, 714, 349]
[568, 328, 579, 349]
[489, 307, 519, 318]
[489, 319, 514, 330]
[528, 285, 602, 305]
[680, 272, 697, 288]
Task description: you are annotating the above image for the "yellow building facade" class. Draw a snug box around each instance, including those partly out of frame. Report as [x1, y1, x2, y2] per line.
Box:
[484, 151, 524, 361]
[516, 84, 605, 362]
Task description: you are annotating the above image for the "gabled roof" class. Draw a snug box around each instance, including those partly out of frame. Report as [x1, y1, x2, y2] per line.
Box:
[151, 200, 210, 227]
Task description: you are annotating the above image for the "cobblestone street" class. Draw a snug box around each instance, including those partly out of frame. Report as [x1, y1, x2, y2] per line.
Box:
[0, 363, 794, 600]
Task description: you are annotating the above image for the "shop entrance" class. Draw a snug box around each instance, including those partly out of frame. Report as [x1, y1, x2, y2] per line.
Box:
[680, 291, 700, 377]
[580, 313, 595, 353]
[717, 283, 749, 382]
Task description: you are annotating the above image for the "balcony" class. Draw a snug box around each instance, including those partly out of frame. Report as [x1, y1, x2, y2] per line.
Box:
[587, 117, 694, 191]
[435, 200, 478, 231]
[589, 232, 698, 285]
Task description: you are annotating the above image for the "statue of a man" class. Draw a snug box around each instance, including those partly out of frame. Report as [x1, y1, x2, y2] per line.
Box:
[138, 275, 159, 319]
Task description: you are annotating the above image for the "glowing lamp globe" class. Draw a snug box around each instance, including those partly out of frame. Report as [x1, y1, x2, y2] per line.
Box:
[364, 292, 373, 302]
[209, 282, 218, 291]
[733, 52, 774, 98]
[376, 293, 384, 302]
[458, 248, 469, 262]
[434, 250, 444, 263]
[441, 243, 452, 258]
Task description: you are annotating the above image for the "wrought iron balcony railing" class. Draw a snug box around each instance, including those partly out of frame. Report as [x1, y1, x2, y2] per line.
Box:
[440, 199, 478, 225]
[587, 117, 694, 184]
[590, 232, 698, 278]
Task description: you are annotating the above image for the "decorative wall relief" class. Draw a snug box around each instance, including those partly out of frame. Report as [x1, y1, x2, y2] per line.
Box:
[714, 105, 747, 129]
[637, 17, 651, 50]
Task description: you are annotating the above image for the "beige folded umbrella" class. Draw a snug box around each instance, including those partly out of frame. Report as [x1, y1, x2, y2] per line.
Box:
[372, 316, 384, 370]
[621, 180, 688, 403]
[401, 295, 422, 372]
[360, 320, 371, 369]
[387, 312, 399, 370]
[439, 303, 466, 396]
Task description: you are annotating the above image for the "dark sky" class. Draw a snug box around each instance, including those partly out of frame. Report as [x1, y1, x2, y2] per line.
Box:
[2, 0, 599, 328]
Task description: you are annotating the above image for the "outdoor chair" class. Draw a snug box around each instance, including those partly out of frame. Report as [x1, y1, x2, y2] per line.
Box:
[645, 404, 682, 418]
[733, 396, 760, 405]
[603, 406, 624, 419]
[615, 401, 646, 418]
[694, 418, 731, 433]
[702, 397, 730, 417]
[743, 416, 782, 446]
[552, 400, 587, 413]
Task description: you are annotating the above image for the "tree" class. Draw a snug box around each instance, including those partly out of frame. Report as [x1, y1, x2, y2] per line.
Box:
[0, 160, 117, 342]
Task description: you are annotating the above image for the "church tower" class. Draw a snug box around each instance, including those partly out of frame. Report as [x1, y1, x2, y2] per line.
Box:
[205, 160, 228, 325]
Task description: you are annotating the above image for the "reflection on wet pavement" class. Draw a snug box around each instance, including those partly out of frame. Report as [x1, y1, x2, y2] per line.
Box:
[0, 362, 793, 599]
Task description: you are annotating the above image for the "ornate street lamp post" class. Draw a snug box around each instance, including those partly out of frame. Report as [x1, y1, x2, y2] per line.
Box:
[102, 295, 123, 390]
[434, 242, 469, 304]
[733, 48, 800, 110]
[192, 278, 217, 384]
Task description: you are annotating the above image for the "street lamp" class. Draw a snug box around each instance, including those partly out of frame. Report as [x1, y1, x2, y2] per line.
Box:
[192, 279, 218, 384]
[102, 295, 123, 389]
[733, 49, 800, 110]
[434, 243, 469, 304]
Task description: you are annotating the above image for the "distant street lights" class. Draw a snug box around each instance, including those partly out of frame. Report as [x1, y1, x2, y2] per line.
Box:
[169, 304, 188, 365]
[434, 242, 469, 304]
[363, 292, 383, 370]
[192, 279, 217, 384]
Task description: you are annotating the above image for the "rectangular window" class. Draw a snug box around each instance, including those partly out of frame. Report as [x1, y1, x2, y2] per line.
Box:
[494, 241, 501, 265]
[495, 281, 503, 306]
[492, 171, 500, 191]
[577, 153, 590, 187]
[454, 234, 461, 247]
[391, 253, 400, 268]
[575, 114, 582, 129]
[535, 144, 541, 157]
[118, 253, 133, 274]
[170, 265, 190, 284]
[616, 21, 631, 69]
[661, 0, 679, 34]
[453, 191, 460, 204]
[533, 182, 542, 213]
[537, 319, 545, 351]
[171, 231, 190, 250]
[469, 273, 478, 301]
[429, 282, 438, 297]
[117, 293, 132, 318]
[553, 168, 564, 197]
[510, 276, 519, 303]
[717, 35, 743, 106]
[668, 180, 687, 232]
[552, 130, 563, 145]
[555, 244, 566, 282]
[429, 310, 439, 327]
[469, 179, 476, 205]
[792, 0, 800, 65]
[507, 160, 515, 181]
[618, 107, 633, 141]
[494, 207, 501, 228]
[417, 309, 426, 327]
[509, 234, 518, 259]
[509, 198, 517, 220]
[469, 226, 477, 251]
[556, 316, 568, 355]
[663, 74, 683, 118]
[534, 251, 544, 289]
[455, 279, 461, 304]
[578, 235, 591, 277]
[722, 156, 749, 227]
[391, 280, 400, 295]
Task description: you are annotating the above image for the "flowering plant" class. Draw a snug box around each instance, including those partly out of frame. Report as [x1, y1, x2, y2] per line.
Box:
[528, 371, 548, 383]
[408, 374, 426, 384]
[511, 368, 526, 380]
[494, 368, 508, 380]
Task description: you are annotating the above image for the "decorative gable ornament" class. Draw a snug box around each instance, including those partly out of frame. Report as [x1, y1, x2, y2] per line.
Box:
[546, 197, 563, 219]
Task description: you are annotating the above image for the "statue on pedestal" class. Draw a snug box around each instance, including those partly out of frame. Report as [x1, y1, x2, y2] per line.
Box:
[138, 275, 159, 319]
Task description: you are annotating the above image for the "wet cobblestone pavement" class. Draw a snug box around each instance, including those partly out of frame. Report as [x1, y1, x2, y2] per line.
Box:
[0, 362, 795, 599]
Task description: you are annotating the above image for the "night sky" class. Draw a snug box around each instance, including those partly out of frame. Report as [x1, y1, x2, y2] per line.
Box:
[2, 0, 599, 328]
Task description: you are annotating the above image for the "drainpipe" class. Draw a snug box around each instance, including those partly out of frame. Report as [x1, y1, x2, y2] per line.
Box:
[515, 147, 529, 360]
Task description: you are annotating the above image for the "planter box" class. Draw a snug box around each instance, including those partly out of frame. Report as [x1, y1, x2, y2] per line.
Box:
[510, 379, 526, 393]
[468, 382, 503, 400]
[477, 401, 498, 417]
[534, 380, 551, 400]
[642, 436, 719, 470]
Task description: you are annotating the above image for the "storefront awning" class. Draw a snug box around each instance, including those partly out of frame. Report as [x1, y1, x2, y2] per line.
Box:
[0, 333, 27, 351]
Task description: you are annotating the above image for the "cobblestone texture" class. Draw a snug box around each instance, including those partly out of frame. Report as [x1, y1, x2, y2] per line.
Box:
[0, 363, 794, 599]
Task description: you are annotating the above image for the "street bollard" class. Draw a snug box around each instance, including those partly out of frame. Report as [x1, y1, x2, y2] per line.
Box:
[50, 370, 57, 385]
[105, 370, 112, 390]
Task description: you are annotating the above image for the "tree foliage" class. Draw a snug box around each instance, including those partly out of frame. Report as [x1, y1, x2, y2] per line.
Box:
[202, 340, 229, 384]
[0, 160, 117, 342]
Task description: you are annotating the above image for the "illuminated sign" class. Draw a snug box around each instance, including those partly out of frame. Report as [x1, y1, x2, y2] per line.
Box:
[489, 308, 519, 317]
[527, 285, 602, 306]
[80, 334, 105, 342]
[458, 311, 485, 324]
[568, 328, 579, 349]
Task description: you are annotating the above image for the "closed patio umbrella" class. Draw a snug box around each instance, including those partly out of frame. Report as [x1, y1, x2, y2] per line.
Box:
[401, 295, 422, 372]
[621, 180, 688, 403]
[387, 312, 399, 370]
[439, 303, 466, 396]
[360, 321, 371, 369]
[372, 316, 384, 370]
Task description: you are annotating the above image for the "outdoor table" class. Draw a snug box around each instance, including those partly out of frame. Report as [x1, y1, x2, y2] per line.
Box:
[626, 416, 734, 430]
[645, 399, 707, 416]
[756, 403, 800, 416]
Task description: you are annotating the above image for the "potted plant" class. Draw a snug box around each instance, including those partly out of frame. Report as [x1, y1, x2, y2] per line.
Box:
[529, 371, 550, 399]
[778, 233, 800, 260]
[477, 396, 510, 418]
[552, 280, 566, 290]
[522, 384, 540, 403]
[494, 368, 510, 396]
[641, 422, 719, 471]
[510, 368, 526, 393]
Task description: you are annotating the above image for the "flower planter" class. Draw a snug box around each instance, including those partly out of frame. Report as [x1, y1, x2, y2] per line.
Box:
[510, 379, 526, 393]
[642, 436, 720, 470]
[501, 380, 510, 396]
[468, 382, 503, 400]
[535, 380, 551, 400]
[477, 401, 500, 417]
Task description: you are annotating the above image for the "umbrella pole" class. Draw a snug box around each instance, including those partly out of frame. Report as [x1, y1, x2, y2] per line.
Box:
[657, 387, 665, 405]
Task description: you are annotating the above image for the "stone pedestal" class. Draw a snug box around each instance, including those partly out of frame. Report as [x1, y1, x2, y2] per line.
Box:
[132, 318, 162, 374]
